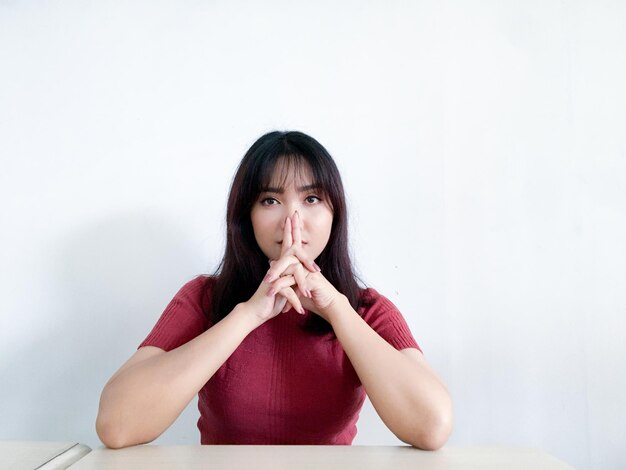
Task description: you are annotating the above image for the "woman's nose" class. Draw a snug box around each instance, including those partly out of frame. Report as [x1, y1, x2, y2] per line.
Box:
[291, 210, 304, 230]
[280, 209, 303, 231]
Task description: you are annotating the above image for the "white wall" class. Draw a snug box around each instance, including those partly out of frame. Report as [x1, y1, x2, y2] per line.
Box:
[1, 1, 624, 468]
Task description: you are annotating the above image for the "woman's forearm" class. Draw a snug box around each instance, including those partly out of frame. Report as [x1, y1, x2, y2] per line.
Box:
[96, 304, 260, 448]
[326, 296, 453, 450]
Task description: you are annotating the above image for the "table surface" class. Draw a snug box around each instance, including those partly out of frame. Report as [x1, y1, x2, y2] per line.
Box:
[0, 441, 91, 470]
[69, 445, 573, 469]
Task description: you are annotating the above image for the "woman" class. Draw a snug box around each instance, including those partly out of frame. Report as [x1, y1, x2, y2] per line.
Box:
[96, 130, 453, 449]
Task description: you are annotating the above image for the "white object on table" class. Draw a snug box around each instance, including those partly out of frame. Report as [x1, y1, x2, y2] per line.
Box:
[0, 441, 91, 470]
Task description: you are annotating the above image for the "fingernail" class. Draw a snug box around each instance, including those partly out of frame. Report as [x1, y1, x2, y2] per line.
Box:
[298, 307, 305, 315]
[266, 288, 276, 297]
[264, 273, 275, 283]
[307, 289, 312, 298]
[314, 262, 321, 272]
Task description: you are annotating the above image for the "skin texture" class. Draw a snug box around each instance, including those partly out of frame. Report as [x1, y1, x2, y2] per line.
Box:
[96, 165, 453, 450]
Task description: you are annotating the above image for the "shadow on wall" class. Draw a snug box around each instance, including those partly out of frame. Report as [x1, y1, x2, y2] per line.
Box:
[0, 210, 203, 447]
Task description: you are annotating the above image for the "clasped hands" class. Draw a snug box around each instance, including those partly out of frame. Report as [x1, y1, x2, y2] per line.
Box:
[246, 211, 342, 323]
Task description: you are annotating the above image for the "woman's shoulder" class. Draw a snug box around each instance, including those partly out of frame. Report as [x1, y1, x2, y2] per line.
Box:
[187, 274, 216, 288]
[177, 274, 216, 294]
[139, 274, 216, 351]
[357, 286, 421, 351]
[176, 274, 217, 311]
[357, 286, 402, 317]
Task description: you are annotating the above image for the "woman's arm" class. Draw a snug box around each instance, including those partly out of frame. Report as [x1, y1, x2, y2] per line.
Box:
[96, 253, 308, 449]
[266, 213, 453, 449]
[96, 304, 260, 448]
[97, 211, 320, 449]
[324, 295, 453, 450]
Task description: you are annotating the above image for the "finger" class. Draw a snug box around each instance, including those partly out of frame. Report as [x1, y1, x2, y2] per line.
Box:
[275, 296, 288, 314]
[281, 216, 293, 257]
[264, 255, 301, 283]
[286, 244, 318, 273]
[293, 263, 311, 298]
[266, 274, 296, 296]
[278, 286, 305, 314]
[289, 212, 317, 272]
[274, 262, 310, 298]
[292, 211, 302, 247]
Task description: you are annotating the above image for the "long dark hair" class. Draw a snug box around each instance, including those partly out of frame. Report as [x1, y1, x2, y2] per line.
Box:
[210, 130, 362, 334]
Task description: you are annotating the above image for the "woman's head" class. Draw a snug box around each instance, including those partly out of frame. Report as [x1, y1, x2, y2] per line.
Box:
[249, 158, 334, 263]
[226, 130, 349, 271]
[212, 130, 361, 332]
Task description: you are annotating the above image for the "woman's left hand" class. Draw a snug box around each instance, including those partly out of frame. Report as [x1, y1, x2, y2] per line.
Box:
[299, 270, 345, 321]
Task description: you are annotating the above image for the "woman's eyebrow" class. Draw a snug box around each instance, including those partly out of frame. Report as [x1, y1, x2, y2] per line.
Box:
[260, 186, 283, 194]
[298, 184, 320, 192]
[261, 184, 320, 194]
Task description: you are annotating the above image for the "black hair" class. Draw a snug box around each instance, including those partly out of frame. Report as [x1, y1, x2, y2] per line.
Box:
[211, 130, 362, 334]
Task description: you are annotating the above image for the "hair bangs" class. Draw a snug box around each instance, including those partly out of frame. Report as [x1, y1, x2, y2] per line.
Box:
[257, 154, 330, 204]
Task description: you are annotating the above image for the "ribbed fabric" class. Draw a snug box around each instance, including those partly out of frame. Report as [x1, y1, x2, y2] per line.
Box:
[140, 275, 421, 444]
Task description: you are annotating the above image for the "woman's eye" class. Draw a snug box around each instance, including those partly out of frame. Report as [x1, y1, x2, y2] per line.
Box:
[261, 198, 278, 206]
[305, 195, 321, 204]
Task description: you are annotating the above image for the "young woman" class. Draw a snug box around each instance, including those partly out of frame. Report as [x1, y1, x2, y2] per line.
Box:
[96, 130, 453, 450]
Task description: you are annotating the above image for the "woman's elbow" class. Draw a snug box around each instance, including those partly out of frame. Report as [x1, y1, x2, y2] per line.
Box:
[404, 407, 453, 451]
[96, 411, 148, 449]
[96, 413, 128, 449]
[413, 426, 452, 451]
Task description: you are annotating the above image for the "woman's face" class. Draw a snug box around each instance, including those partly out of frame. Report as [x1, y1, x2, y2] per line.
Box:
[250, 161, 333, 262]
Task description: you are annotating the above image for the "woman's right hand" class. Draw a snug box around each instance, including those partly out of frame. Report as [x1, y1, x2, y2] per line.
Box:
[243, 270, 302, 324]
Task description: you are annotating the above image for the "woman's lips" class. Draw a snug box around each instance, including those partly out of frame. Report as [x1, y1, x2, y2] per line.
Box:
[277, 241, 308, 244]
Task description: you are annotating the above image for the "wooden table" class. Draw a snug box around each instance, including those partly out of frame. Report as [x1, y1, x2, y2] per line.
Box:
[69, 445, 572, 469]
[0, 441, 91, 470]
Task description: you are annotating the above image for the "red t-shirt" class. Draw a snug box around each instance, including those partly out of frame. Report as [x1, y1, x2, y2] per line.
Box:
[140, 275, 421, 444]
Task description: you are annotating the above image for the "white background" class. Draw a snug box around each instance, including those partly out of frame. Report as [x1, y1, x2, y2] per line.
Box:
[1, 1, 624, 468]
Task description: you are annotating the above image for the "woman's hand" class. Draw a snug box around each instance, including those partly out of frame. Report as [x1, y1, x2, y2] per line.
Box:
[265, 211, 345, 321]
[297, 270, 345, 321]
[243, 271, 302, 324]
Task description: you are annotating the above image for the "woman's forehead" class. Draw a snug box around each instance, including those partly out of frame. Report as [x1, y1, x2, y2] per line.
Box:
[265, 158, 315, 189]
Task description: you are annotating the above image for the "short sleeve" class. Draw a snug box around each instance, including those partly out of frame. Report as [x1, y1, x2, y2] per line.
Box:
[358, 288, 422, 353]
[139, 275, 213, 352]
